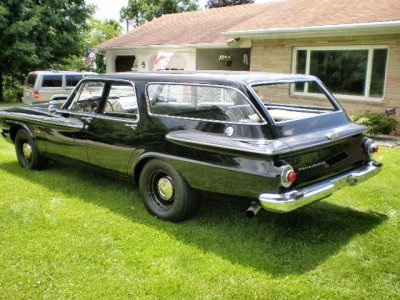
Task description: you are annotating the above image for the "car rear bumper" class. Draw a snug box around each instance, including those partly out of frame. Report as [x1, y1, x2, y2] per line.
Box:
[21, 97, 49, 105]
[258, 161, 382, 213]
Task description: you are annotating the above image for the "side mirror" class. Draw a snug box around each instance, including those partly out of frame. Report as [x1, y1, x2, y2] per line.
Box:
[48, 104, 57, 114]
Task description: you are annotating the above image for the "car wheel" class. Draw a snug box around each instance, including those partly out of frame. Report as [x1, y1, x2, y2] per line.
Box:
[139, 159, 198, 222]
[15, 129, 48, 170]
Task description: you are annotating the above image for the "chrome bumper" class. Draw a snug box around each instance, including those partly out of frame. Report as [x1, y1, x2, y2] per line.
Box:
[259, 161, 382, 213]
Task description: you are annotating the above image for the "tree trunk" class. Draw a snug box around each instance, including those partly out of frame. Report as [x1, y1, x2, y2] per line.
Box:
[0, 71, 4, 102]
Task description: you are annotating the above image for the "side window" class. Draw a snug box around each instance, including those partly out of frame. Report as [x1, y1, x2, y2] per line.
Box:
[103, 82, 138, 119]
[147, 84, 262, 123]
[68, 81, 105, 113]
[26, 74, 37, 88]
[66, 75, 83, 87]
[42, 75, 62, 87]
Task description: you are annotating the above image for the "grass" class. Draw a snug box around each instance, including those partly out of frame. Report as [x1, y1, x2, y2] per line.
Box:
[0, 102, 24, 108]
[0, 139, 399, 299]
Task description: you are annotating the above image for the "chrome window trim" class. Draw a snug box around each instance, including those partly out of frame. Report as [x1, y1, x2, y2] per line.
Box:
[247, 79, 343, 125]
[144, 82, 267, 125]
[63, 111, 138, 124]
[62, 78, 140, 124]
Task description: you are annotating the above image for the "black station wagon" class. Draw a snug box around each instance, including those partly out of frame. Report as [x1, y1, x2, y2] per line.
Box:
[0, 72, 382, 221]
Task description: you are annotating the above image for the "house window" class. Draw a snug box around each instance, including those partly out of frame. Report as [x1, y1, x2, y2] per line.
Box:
[293, 46, 388, 100]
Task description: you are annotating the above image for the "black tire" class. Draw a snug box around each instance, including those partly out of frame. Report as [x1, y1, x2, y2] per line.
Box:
[15, 129, 48, 170]
[139, 159, 198, 222]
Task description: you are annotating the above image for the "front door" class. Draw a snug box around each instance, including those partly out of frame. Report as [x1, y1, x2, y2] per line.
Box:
[45, 79, 142, 174]
[45, 80, 106, 162]
[85, 81, 142, 174]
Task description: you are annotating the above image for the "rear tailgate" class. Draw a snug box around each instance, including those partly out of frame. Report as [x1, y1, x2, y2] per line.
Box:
[276, 113, 370, 188]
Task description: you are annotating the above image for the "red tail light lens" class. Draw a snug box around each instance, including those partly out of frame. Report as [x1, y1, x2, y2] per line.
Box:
[287, 170, 297, 183]
[363, 138, 378, 157]
[34, 90, 39, 99]
[281, 165, 297, 188]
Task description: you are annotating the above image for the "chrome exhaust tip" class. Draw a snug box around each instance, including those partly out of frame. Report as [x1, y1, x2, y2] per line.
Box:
[246, 201, 261, 218]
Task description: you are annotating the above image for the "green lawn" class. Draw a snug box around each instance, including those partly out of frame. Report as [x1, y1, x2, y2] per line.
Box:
[0, 102, 24, 108]
[0, 139, 399, 299]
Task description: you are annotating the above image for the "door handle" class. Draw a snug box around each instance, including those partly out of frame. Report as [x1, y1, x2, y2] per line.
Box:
[124, 123, 137, 130]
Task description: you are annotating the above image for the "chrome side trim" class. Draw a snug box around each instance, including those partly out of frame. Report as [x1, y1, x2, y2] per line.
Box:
[258, 161, 382, 213]
[167, 133, 277, 155]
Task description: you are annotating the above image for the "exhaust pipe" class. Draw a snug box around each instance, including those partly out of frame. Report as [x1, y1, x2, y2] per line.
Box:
[246, 201, 261, 218]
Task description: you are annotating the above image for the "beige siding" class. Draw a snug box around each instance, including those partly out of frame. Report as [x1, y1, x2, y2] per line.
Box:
[196, 48, 250, 71]
[250, 34, 400, 133]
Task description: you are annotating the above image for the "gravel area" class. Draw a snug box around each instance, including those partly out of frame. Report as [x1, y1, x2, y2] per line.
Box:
[374, 135, 400, 148]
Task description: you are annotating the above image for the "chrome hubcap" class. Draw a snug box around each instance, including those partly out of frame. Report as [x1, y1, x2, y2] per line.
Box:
[22, 143, 32, 160]
[157, 177, 174, 201]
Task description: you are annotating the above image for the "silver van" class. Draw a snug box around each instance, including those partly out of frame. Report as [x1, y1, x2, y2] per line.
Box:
[22, 70, 97, 104]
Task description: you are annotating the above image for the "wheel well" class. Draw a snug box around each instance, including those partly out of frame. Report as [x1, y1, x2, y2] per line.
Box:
[133, 157, 153, 185]
[9, 125, 23, 143]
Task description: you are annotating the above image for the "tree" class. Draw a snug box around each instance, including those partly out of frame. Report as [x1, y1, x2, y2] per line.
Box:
[86, 19, 122, 73]
[61, 19, 122, 73]
[206, 0, 254, 9]
[0, 0, 93, 102]
[120, 0, 197, 28]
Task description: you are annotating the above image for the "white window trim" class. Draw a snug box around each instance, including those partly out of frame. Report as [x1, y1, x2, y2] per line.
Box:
[291, 45, 389, 102]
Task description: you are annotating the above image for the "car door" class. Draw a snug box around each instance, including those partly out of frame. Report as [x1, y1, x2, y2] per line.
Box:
[84, 80, 142, 174]
[45, 80, 106, 162]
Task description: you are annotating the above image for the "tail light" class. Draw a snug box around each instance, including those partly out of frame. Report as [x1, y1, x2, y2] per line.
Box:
[281, 165, 297, 188]
[363, 138, 379, 157]
[34, 90, 39, 99]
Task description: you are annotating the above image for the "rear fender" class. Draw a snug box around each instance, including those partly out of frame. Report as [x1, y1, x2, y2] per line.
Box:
[132, 151, 281, 198]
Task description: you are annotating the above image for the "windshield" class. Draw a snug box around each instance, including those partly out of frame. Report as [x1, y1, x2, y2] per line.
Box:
[251, 81, 338, 122]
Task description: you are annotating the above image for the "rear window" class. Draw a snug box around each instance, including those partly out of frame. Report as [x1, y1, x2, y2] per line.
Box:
[252, 81, 337, 122]
[147, 84, 263, 123]
[26, 74, 37, 88]
[42, 75, 62, 87]
[66, 75, 83, 87]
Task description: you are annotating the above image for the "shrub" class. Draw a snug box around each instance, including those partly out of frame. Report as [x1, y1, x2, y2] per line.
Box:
[3, 75, 23, 102]
[351, 111, 397, 136]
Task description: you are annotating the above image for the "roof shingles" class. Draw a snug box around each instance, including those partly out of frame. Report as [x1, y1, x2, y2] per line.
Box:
[97, 0, 400, 49]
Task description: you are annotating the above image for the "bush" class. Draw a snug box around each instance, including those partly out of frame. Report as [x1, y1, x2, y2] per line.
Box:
[351, 111, 397, 136]
[3, 75, 23, 102]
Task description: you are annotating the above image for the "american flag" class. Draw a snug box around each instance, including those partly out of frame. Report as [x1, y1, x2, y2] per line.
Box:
[83, 48, 96, 67]
[153, 52, 174, 71]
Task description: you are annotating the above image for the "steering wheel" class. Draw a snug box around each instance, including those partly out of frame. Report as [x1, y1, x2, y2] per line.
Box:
[106, 100, 114, 112]
[81, 96, 101, 112]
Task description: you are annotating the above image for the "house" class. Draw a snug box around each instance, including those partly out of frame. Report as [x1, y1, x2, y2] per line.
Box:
[96, 0, 400, 129]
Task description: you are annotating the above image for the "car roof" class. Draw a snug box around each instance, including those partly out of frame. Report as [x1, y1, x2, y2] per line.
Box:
[28, 70, 97, 75]
[85, 71, 317, 86]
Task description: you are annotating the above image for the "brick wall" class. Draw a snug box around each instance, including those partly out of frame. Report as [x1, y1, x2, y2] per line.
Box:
[250, 34, 400, 134]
